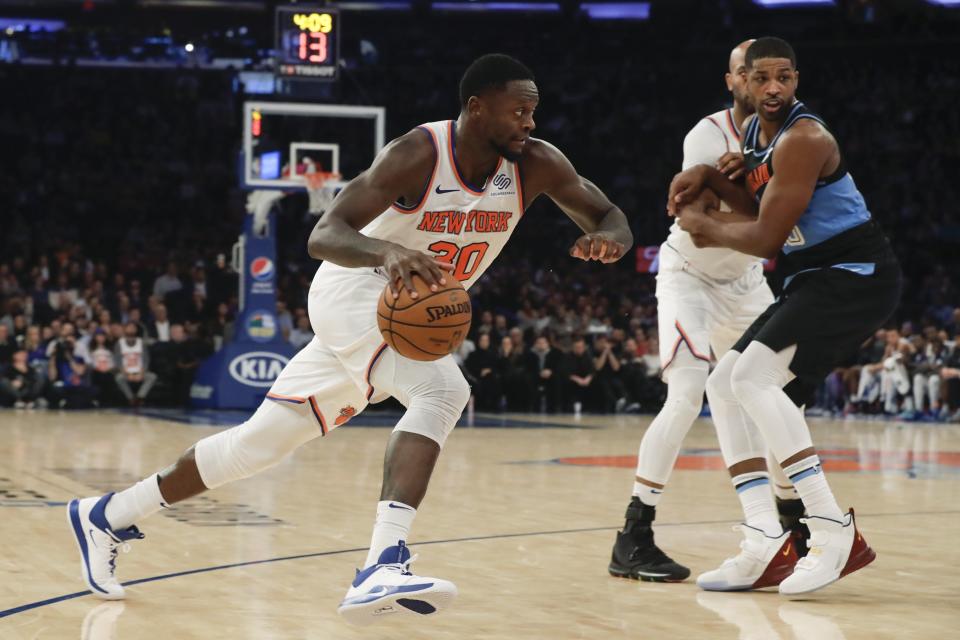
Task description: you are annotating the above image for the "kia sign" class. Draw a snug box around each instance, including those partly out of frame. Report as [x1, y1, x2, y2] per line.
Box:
[228, 352, 290, 388]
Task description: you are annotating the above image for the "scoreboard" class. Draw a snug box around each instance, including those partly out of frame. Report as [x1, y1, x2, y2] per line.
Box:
[274, 5, 340, 80]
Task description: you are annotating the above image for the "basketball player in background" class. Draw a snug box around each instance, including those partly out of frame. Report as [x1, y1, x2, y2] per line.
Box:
[610, 40, 804, 583]
[670, 37, 900, 594]
[67, 54, 633, 625]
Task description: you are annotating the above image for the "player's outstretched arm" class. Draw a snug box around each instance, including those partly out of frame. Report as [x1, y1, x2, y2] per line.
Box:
[520, 139, 633, 263]
[307, 130, 454, 297]
[675, 126, 832, 258]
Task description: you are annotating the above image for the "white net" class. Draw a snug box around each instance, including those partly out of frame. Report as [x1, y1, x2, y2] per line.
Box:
[302, 170, 341, 215]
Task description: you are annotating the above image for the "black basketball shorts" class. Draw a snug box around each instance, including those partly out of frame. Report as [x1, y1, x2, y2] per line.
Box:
[731, 262, 902, 406]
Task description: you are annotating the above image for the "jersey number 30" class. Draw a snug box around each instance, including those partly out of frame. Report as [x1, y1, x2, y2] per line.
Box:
[429, 241, 490, 282]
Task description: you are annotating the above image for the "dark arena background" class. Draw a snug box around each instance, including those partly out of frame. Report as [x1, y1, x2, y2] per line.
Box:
[1, 1, 958, 638]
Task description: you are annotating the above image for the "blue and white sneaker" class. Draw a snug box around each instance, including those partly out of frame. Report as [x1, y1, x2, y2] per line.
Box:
[67, 493, 144, 600]
[337, 541, 457, 626]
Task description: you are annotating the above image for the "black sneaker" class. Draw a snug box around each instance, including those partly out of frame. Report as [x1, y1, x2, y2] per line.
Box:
[608, 498, 690, 582]
[776, 497, 810, 558]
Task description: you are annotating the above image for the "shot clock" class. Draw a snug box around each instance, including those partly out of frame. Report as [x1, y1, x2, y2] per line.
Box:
[275, 5, 340, 80]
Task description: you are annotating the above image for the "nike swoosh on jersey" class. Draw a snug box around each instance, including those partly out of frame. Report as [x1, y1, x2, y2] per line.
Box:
[434, 186, 458, 194]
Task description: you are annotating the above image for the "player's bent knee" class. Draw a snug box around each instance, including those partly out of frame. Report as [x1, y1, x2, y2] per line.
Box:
[393, 374, 469, 448]
[705, 351, 740, 404]
[730, 343, 795, 404]
[195, 400, 321, 489]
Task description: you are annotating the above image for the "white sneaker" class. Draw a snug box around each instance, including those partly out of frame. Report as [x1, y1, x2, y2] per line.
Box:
[779, 509, 875, 595]
[337, 541, 457, 626]
[67, 494, 144, 600]
[697, 524, 798, 591]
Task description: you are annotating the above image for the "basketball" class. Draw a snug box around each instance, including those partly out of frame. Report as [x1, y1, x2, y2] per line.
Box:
[377, 275, 472, 361]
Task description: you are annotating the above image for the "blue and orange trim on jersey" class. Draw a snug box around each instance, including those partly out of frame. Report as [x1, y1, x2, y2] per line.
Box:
[267, 392, 327, 435]
[705, 108, 739, 152]
[726, 108, 741, 143]
[447, 120, 503, 195]
[661, 320, 711, 371]
[308, 396, 328, 435]
[266, 392, 307, 405]
[391, 126, 440, 215]
[515, 162, 525, 217]
[364, 341, 390, 401]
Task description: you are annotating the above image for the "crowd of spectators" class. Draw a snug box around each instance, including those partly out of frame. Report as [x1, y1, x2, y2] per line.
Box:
[0, 7, 957, 419]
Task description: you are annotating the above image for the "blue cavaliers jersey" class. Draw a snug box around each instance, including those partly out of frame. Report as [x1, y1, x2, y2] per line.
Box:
[741, 102, 896, 284]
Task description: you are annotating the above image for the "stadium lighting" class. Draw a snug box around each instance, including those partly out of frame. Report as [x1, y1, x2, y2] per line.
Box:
[185, 42, 195, 52]
[431, 2, 561, 12]
[581, 2, 651, 20]
[752, 0, 835, 6]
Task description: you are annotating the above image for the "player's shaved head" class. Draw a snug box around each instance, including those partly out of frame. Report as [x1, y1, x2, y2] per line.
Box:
[725, 39, 756, 114]
[729, 39, 754, 74]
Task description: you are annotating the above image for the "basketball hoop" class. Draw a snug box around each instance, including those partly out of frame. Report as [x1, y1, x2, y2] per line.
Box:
[302, 170, 341, 215]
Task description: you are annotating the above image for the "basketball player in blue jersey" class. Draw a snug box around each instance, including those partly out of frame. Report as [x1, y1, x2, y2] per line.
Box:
[668, 37, 901, 594]
[609, 39, 806, 585]
[66, 54, 633, 625]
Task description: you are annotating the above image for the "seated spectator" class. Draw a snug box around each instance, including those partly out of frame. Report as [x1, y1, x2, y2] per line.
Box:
[0, 323, 14, 367]
[909, 336, 946, 419]
[153, 261, 183, 300]
[147, 303, 172, 343]
[276, 301, 294, 341]
[47, 330, 97, 409]
[939, 337, 960, 422]
[525, 335, 563, 413]
[465, 332, 501, 412]
[46, 322, 91, 366]
[498, 335, 532, 412]
[592, 334, 627, 413]
[0, 349, 44, 408]
[184, 290, 209, 325]
[88, 328, 119, 405]
[565, 336, 594, 413]
[853, 329, 902, 413]
[114, 322, 158, 407]
[289, 315, 314, 350]
[23, 325, 49, 378]
[171, 323, 205, 405]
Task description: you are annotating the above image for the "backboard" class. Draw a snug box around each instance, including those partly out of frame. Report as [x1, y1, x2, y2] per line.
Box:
[241, 101, 386, 191]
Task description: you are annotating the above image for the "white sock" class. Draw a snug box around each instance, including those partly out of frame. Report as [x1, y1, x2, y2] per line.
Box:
[632, 481, 663, 507]
[767, 449, 799, 500]
[104, 473, 168, 529]
[732, 471, 781, 536]
[783, 455, 843, 521]
[364, 500, 417, 568]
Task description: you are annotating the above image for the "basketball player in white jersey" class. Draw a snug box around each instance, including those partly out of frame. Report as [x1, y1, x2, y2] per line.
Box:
[67, 54, 633, 625]
[608, 40, 800, 582]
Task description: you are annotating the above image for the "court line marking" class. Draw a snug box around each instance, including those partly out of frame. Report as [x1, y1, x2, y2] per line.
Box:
[3, 509, 957, 619]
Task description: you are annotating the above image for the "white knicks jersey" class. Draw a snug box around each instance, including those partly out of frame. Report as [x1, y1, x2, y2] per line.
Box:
[665, 108, 761, 281]
[315, 119, 524, 291]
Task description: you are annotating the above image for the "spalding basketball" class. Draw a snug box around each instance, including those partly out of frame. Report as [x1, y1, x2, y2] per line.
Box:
[377, 275, 472, 361]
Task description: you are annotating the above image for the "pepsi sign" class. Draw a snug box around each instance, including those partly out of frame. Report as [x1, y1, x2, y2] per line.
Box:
[228, 352, 290, 388]
[250, 257, 275, 281]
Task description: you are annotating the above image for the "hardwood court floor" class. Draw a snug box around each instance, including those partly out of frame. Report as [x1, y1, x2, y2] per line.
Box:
[0, 408, 957, 639]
